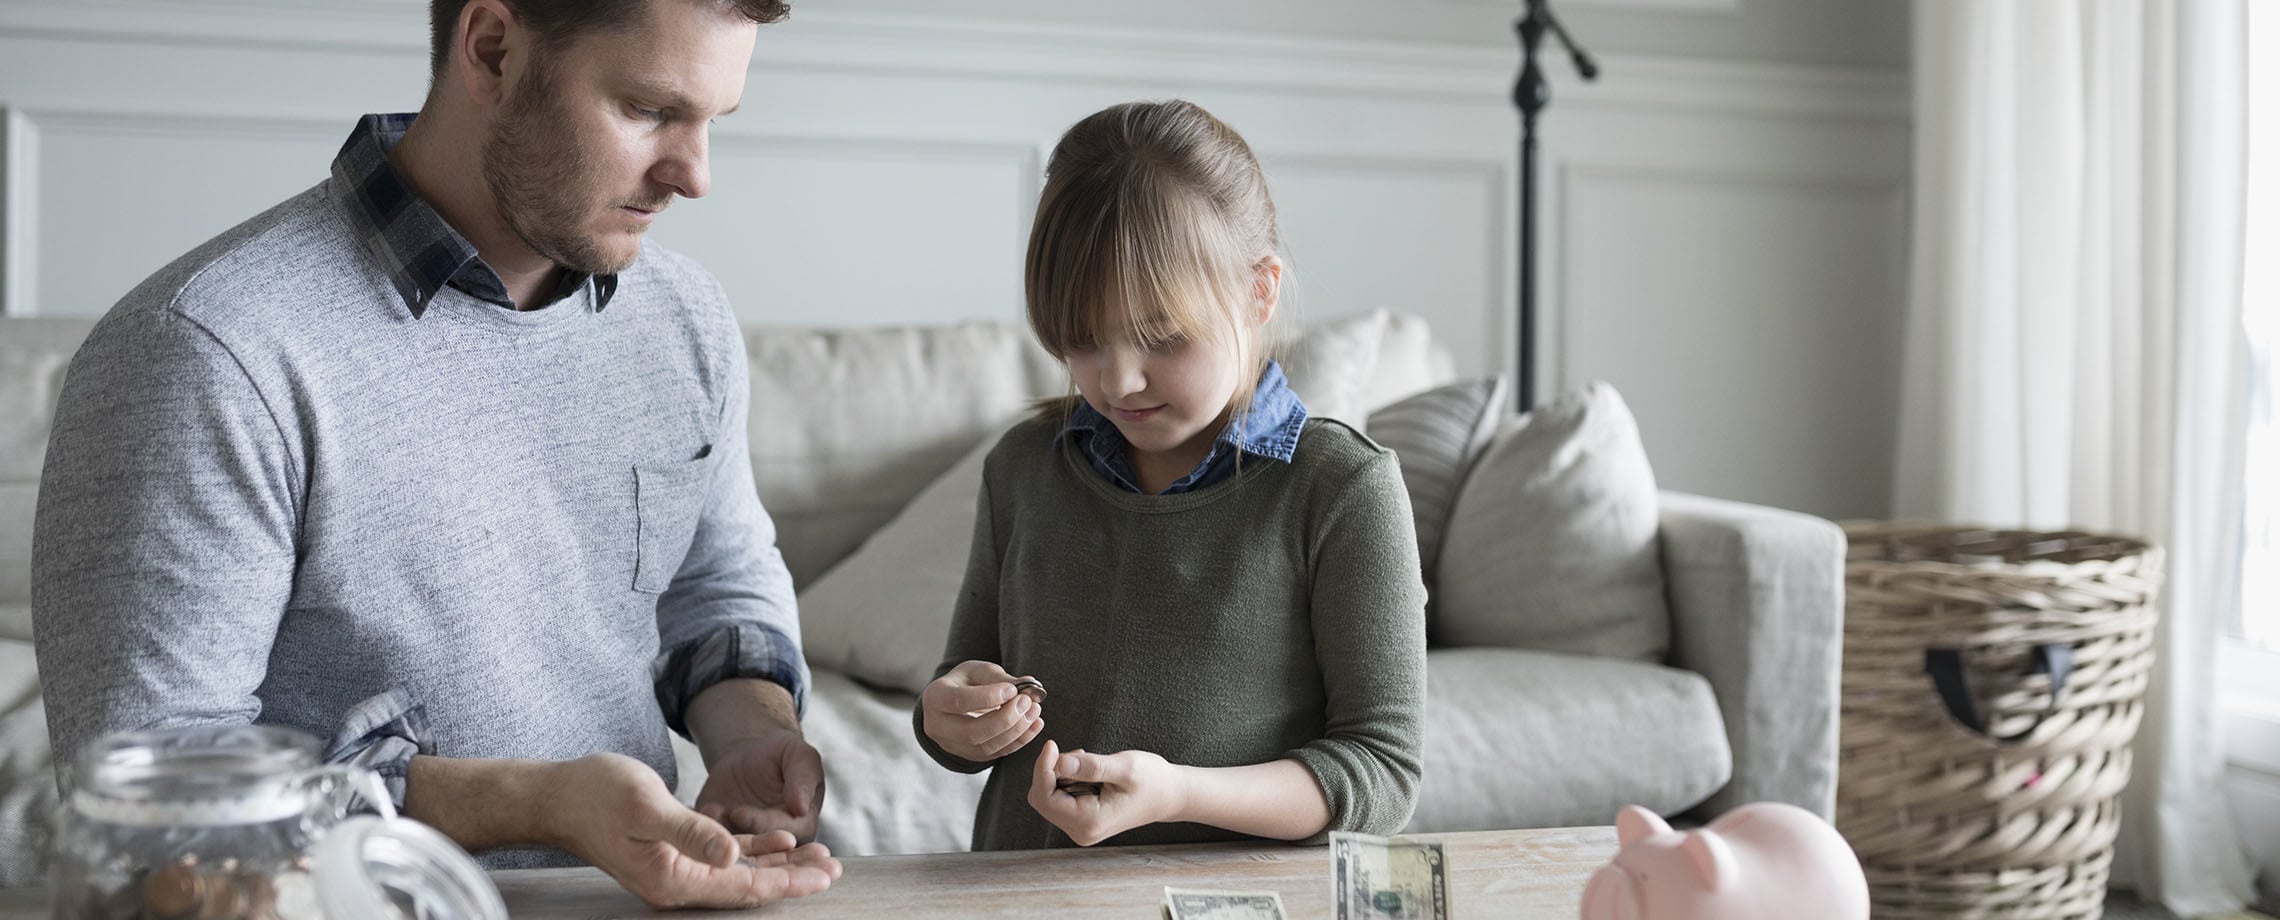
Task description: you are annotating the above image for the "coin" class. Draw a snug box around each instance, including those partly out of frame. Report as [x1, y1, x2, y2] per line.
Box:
[194, 873, 244, 920]
[141, 863, 204, 920]
[1012, 677, 1046, 703]
[238, 873, 279, 920]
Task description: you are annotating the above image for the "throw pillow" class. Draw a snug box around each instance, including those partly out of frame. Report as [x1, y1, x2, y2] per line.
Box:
[1276, 310, 1388, 428]
[1434, 381, 1669, 661]
[1366, 376, 1509, 582]
[796, 419, 1011, 696]
[1360, 311, 1454, 413]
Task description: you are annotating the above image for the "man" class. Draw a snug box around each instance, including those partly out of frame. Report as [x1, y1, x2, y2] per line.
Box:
[31, 0, 840, 908]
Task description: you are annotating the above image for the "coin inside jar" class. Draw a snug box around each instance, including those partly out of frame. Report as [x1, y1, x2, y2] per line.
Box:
[194, 873, 245, 920]
[236, 874, 278, 920]
[141, 863, 205, 920]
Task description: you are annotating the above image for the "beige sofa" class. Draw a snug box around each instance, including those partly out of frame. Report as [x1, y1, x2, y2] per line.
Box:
[0, 310, 1844, 884]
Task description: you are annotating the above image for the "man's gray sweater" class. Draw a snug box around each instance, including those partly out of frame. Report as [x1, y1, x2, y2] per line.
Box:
[32, 124, 806, 867]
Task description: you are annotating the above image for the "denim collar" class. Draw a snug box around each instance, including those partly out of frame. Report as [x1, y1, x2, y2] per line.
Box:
[1056, 360, 1308, 494]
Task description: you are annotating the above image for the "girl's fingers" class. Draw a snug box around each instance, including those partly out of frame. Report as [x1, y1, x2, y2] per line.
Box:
[986, 715, 1045, 759]
[973, 700, 1038, 749]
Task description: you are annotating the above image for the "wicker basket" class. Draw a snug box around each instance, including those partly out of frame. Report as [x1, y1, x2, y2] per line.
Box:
[1837, 522, 2162, 920]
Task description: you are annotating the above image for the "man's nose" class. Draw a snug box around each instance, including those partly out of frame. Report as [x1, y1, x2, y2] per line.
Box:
[655, 126, 712, 199]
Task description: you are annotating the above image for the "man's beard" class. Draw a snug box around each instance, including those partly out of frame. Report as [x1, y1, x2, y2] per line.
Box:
[481, 64, 648, 278]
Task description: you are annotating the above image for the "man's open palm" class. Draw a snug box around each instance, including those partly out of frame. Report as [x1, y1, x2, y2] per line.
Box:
[552, 753, 840, 910]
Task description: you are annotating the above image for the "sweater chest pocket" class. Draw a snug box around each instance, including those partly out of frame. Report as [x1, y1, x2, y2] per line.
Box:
[632, 450, 714, 593]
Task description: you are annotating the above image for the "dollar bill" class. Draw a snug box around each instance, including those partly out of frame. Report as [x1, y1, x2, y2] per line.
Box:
[1160, 887, 1288, 920]
[1329, 831, 1448, 920]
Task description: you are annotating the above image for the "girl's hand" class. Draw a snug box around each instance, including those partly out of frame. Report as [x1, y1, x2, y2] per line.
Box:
[1026, 739, 1185, 846]
[920, 660, 1045, 763]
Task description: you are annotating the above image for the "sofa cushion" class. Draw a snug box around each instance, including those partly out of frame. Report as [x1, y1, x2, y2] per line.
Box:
[672, 669, 984, 857]
[0, 640, 57, 887]
[1434, 382, 1669, 660]
[802, 670, 987, 856]
[796, 419, 1006, 696]
[0, 319, 91, 608]
[0, 604, 28, 645]
[1276, 310, 1386, 428]
[1366, 377, 1508, 586]
[1360, 310, 1456, 413]
[742, 323, 1064, 588]
[1405, 647, 1730, 833]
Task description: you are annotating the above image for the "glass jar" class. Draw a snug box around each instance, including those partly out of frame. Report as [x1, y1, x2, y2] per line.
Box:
[46, 725, 504, 920]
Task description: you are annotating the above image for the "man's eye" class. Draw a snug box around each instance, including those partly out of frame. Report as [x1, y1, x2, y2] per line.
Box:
[630, 105, 666, 122]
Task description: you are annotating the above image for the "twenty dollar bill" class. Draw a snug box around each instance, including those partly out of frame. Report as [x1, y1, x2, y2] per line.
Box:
[1329, 831, 1448, 920]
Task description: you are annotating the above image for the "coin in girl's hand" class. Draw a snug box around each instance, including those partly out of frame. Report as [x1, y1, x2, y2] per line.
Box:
[964, 677, 1047, 717]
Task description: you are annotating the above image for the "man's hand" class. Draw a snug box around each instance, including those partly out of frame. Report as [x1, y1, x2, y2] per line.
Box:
[920, 659, 1045, 763]
[1027, 739, 1184, 846]
[546, 753, 840, 910]
[693, 729, 826, 841]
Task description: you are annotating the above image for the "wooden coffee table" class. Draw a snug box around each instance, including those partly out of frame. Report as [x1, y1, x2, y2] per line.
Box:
[0, 826, 1614, 918]
[494, 826, 1615, 918]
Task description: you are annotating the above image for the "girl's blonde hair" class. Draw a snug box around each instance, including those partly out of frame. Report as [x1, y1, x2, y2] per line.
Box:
[1026, 100, 1285, 424]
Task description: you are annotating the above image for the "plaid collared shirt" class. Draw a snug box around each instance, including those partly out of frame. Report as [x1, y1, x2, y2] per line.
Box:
[330, 112, 617, 317]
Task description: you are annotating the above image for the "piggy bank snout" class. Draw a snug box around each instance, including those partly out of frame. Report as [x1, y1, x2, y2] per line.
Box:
[1580, 864, 1641, 920]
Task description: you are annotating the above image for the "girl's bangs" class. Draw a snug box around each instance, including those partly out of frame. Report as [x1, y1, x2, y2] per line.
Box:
[1030, 188, 1250, 358]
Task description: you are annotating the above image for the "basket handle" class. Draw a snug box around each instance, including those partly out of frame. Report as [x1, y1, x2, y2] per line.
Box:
[1922, 644, 2074, 743]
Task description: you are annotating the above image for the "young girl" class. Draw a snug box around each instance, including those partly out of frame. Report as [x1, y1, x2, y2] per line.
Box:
[912, 100, 1427, 850]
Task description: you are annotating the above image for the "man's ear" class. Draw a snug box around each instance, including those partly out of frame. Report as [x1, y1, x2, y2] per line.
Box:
[1251, 255, 1283, 327]
[453, 0, 520, 106]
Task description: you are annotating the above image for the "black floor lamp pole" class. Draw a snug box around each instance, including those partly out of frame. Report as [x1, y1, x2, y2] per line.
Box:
[1513, 0, 1596, 412]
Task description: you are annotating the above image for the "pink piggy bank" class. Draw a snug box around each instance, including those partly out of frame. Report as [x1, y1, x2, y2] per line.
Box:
[1579, 803, 1869, 920]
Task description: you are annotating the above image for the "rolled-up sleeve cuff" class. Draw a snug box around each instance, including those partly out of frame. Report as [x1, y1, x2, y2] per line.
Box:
[652, 622, 811, 736]
[322, 689, 436, 810]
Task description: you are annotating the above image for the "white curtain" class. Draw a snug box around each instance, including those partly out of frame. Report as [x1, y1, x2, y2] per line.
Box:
[1899, 0, 2256, 914]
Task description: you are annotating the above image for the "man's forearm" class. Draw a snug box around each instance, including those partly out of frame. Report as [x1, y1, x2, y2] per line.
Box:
[403, 756, 558, 853]
[685, 678, 802, 767]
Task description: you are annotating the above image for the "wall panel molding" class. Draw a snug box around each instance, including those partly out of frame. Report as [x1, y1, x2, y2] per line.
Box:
[1, 109, 36, 317]
[1544, 159, 1908, 395]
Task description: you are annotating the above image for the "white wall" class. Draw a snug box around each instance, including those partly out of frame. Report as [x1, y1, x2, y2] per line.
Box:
[0, 0, 1909, 520]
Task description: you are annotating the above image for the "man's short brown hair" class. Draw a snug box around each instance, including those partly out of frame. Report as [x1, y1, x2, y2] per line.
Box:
[428, 0, 789, 83]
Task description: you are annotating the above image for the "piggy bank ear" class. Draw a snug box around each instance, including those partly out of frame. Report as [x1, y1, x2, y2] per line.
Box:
[1679, 831, 1738, 892]
[1579, 865, 1642, 920]
[1615, 806, 1672, 847]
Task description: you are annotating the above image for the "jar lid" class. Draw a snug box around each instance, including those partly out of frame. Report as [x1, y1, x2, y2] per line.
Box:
[313, 817, 507, 920]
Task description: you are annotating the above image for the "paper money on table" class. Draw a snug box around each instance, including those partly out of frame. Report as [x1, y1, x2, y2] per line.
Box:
[1160, 887, 1288, 920]
[1329, 831, 1449, 920]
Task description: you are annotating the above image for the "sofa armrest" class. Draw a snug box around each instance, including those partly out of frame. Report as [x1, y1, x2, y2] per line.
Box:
[1656, 491, 1845, 821]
